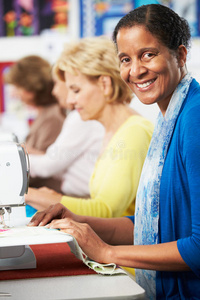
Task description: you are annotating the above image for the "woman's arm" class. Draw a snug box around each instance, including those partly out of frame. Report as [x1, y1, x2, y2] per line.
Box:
[110, 242, 189, 271]
[46, 217, 190, 272]
[29, 203, 189, 272]
[29, 203, 134, 245]
[76, 215, 134, 245]
[25, 187, 63, 211]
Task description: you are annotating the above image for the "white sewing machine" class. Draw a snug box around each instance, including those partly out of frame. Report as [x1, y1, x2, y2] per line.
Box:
[0, 130, 26, 226]
[0, 141, 29, 221]
[0, 141, 34, 270]
[0, 141, 73, 271]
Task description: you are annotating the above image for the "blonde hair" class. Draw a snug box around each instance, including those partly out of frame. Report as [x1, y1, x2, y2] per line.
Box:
[53, 36, 133, 104]
[4, 55, 56, 106]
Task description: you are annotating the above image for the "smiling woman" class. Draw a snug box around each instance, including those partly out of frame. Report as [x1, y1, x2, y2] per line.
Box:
[29, 4, 200, 299]
[115, 26, 187, 115]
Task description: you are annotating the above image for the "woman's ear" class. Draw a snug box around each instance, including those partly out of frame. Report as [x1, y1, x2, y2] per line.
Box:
[177, 45, 187, 68]
[98, 75, 112, 96]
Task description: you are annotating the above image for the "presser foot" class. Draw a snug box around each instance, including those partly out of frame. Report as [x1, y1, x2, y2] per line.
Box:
[0, 207, 12, 229]
[0, 208, 7, 229]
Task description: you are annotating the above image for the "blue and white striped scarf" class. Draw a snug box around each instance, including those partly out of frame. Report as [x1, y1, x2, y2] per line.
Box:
[134, 73, 193, 299]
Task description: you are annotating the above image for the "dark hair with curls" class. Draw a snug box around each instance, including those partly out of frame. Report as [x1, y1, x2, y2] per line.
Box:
[113, 4, 191, 52]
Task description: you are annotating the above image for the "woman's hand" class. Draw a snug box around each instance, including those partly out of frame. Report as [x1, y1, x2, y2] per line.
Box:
[28, 203, 78, 227]
[46, 218, 113, 263]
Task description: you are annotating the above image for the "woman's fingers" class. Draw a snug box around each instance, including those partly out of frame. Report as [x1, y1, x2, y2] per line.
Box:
[28, 211, 47, 226]
[28, 203, 65, 226]
[47, 218, 110, 263]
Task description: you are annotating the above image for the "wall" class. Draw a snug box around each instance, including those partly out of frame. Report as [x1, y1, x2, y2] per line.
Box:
[0, 0, 80, 64]
[1, 0, 200, 125]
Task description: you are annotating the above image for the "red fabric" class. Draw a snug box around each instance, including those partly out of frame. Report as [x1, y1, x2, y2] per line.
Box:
[0, 243, 95, 280]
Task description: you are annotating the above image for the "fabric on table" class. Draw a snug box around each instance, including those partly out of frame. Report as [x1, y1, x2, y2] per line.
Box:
[68, 235, 126, 275]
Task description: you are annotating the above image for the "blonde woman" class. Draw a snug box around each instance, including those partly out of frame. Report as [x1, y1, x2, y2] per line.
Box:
[26, 36, 153, 218]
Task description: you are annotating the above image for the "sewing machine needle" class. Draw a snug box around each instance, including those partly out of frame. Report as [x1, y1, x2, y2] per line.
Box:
[0, 215, 7, 229]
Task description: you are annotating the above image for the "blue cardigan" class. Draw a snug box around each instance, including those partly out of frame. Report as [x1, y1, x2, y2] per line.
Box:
[158, 78, 200, 298]
[128, 78, 200, 299]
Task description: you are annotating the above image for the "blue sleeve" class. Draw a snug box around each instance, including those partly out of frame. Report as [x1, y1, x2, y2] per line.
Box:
[126, 215, 135, 224]
[177, 103, 200, 277]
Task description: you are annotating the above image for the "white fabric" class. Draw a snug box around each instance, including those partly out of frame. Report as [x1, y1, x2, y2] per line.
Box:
[67, 234, 126, 275]
[29, 110, 104, 197]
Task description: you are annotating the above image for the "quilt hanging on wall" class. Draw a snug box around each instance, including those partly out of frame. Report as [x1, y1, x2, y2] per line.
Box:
[0, 0, 69, 37]
[79, 0, 200, 38]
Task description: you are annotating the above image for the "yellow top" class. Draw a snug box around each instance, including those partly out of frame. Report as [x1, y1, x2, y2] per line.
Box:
[61, 115, 154, 218]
